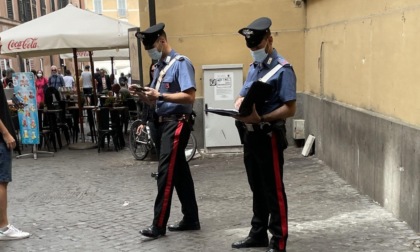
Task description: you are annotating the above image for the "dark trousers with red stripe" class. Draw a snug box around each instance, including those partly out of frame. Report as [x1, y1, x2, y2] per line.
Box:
[152, 119, 199, 229]
[243, 127, 288, 251]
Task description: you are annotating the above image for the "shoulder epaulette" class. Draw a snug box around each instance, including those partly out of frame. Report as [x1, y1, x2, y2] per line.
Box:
[175, 55, 187, 61]
[277, 58, 289, 66]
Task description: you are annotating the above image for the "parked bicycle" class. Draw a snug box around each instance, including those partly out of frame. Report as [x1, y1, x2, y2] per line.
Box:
[128, 119, 197, 162]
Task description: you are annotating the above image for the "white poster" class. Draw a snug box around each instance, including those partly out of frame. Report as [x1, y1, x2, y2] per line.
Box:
[212, 72, 234, 101]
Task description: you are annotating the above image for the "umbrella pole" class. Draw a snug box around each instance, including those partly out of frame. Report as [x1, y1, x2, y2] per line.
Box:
[73, 48, 85, 142]
[89, 51, 97, 106]
[111, 57, 114, 76]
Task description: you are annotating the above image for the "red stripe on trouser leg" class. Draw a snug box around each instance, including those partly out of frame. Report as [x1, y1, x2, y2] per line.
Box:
[157, 121, 183, 227]
[271, 133, 288, 250]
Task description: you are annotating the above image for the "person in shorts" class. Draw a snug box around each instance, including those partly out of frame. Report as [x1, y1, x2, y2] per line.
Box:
[0, 60, 31, 240]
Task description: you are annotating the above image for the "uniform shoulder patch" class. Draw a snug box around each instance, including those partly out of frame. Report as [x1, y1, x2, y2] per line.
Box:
[277, 58, 289, 66]
[175, 55, 186, 61]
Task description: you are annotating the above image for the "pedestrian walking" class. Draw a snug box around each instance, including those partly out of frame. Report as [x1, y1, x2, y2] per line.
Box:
[35, 70, 48, 107]
[232, 17, 297, 252]
[48, 65, 65, 90]
[79, 65, 93, 105]
[0, 39, 31, 239]
[132, 23, 200, 239]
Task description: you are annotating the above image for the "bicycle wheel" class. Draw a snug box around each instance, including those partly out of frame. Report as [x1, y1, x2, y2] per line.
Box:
[185, 133, 197, 162]
[129, 120, 149, 160]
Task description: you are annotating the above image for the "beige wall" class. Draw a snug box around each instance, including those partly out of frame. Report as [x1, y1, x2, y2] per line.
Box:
[138, 0, 306, 97]
[84, 0, 139, 26]
[305, 0, 420, 126]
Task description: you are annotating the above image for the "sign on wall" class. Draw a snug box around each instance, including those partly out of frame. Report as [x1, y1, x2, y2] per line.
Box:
[211, 72, 234, 101]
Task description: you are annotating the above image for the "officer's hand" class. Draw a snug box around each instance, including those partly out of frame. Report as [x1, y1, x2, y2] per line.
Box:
[133, 90, 154, 106]
[234, 97, 244, 110]
[136, 124, 145, 135]
[144, 87, 159, 102]
[233, 104, 261, 124]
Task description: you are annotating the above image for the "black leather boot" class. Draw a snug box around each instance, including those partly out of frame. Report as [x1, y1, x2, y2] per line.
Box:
[167, 220, 201, 231]
[232, 236, 269, 248]
[139, 225, 166, 238]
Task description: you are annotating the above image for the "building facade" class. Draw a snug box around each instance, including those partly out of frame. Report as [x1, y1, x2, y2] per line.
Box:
[83, 0, 140, 27]
[137, 0, 420, 233]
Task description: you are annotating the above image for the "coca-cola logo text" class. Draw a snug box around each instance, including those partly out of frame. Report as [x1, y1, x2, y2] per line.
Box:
[77, 51, 90, 57]
[8, 38, 38, 50]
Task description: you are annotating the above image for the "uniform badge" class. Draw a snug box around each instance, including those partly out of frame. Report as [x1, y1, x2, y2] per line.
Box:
[242, 29, 253, 38]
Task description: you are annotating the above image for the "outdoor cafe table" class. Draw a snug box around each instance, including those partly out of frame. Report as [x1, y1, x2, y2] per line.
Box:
[67, 106, 97, 144]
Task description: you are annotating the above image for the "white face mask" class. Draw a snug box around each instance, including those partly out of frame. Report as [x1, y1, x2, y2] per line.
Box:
[147, 44, 162, 60]
[250, 42, 268, 63]
[37, 74, 42, 77]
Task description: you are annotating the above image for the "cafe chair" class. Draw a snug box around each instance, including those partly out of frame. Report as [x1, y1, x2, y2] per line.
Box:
[96, 108, 119, 152]
[38, 111, 56, 152]
[110, 108, 125, 149]
[57, 101, 71, 145]
[44, 87, 61, 110]
[86, 109, 97, 143]
[124, 98, 138, 134]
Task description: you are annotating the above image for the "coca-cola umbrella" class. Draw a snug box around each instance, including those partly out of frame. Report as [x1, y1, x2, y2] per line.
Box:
[0, 3, 135, 148]
[0, 4, 134, 57]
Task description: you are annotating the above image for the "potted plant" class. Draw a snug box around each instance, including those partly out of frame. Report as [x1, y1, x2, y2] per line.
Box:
[104, 96, 116, 107]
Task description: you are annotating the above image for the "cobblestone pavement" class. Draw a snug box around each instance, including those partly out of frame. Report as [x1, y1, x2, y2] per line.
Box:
[4, 145, 420, 251]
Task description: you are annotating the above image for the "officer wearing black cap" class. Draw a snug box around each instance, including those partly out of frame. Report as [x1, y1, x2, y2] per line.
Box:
[232, 17, 297, 252]
[131, 23, 200, 239]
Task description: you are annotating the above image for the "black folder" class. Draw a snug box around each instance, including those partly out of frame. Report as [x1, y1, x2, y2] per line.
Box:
[205, 81, 273, 117]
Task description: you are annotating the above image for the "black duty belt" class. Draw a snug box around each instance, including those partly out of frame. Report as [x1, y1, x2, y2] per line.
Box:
[157, 114, 190, 123]
[243, 122, 271, 132]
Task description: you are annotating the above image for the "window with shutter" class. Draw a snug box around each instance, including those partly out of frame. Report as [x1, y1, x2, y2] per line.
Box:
[58, 0, 68, 9]
[117, 0, 127, 17]
[94, 0, 102, 14]
[31, 0, 37, 19]
[6, 0, 14, 20]
[24, 0, 32, 21]
[40, 0, 46, 15]
[29, 59, 35, 71]
[50, 0, 55, 12]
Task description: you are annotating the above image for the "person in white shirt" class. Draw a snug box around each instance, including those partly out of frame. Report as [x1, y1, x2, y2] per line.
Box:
[127, 73, 132, 87]
[63, 69, 74, 89]
[79, 65, 93, 105]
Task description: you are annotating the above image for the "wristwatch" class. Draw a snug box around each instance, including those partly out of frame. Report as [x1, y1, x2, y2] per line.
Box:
[158, 93, 164, 101]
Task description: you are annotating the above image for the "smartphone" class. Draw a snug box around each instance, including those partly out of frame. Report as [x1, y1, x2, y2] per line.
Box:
[132, 85, 147, 92]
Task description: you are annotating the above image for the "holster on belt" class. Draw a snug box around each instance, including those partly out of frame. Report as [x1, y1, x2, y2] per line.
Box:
[156, 114, 190, 123]
[240, 120, 288, 149]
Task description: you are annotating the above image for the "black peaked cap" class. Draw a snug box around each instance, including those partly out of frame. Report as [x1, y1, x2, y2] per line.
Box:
[238, 17, 272, 48]
[136, 23, 165, 48]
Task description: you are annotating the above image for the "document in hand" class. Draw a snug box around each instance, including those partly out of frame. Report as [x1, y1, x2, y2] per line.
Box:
[205, 81, 273, 117]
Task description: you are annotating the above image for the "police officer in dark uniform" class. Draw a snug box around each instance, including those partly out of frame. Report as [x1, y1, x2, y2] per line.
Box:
[132, 23, 200, 239]
[232, 17, 297, 252]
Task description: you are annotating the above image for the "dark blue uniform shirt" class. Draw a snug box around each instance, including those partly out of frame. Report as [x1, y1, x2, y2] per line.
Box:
[151, 50, 196, 116]
[240, 48, 296, 115]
